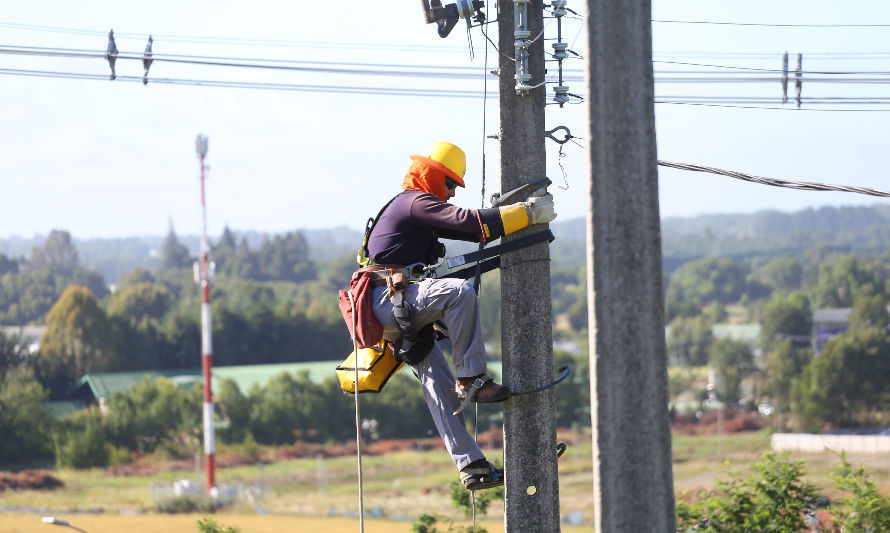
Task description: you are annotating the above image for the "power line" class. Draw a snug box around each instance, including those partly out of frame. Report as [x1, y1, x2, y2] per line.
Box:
[0, 66, 486, 98]
[9, 64, 890, 110]
[658, 160, 890, 197]
[656, 101, 890, 112]
[653, 19, 890, 28]
[0, 20, 468, 52]
[12, 44, 890, 84]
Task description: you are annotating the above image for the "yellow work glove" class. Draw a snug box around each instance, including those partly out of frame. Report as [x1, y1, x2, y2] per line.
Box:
[526, 193, 557, 225]
[498, 193, 557, 235]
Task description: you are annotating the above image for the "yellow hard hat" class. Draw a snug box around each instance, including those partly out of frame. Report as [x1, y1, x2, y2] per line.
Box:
[412, 141, 466, 187]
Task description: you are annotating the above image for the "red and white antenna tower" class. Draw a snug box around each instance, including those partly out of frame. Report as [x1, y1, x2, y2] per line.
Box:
[193, 134, 216, 497]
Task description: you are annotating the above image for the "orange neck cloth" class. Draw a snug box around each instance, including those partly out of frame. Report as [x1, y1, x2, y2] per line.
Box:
[401, 157, 450, 201]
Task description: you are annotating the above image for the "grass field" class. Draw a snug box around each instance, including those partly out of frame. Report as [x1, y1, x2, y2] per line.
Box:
[3, 427, 890, 532]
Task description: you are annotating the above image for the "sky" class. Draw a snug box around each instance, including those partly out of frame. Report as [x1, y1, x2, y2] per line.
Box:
[2, 1, 890, 239]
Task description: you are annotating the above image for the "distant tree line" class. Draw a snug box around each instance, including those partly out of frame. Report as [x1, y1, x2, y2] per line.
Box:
[665, 248, 890, 431]
[2, 335, 590, 468]
[3, 209, 890, 466]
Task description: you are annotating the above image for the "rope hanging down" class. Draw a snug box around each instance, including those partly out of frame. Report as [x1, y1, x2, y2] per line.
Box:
[657, 160, 890, 198]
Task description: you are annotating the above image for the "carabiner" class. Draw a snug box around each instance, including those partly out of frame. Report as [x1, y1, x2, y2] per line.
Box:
[405, 262, 442, 282]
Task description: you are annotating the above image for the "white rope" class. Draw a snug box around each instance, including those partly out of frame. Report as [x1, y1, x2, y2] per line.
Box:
[347, 290, 365, 533]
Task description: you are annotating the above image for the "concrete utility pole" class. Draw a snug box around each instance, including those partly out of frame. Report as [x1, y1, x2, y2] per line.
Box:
[497, 1, 560, 531]
[584, 1, 676, 531]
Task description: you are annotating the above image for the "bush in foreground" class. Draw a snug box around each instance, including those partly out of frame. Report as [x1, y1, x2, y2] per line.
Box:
[677, 452, 890, 532]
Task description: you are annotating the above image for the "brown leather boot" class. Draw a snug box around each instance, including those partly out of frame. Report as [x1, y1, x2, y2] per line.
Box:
[456, 374, 511, 403]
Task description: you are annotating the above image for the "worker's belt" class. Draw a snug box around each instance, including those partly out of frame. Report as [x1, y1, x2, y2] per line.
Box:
[366, 229, 554, 287]
[364, 264, 412, 290]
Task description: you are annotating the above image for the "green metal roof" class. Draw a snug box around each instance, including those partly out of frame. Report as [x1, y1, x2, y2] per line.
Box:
[74, 361, 347, 400]
[74, 359, 506, 401]
[214, 361, 338, 392]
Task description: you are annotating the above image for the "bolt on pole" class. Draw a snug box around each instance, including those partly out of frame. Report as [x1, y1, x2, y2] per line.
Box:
[497, 1, 560, 531]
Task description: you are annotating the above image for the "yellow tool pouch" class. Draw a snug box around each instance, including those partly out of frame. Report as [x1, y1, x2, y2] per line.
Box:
[336, 339, 405, 394]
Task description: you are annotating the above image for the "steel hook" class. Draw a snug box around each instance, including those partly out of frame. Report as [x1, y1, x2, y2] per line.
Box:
[545, 125, 572, 144]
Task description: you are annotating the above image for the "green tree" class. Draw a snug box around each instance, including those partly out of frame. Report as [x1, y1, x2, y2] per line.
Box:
[756, 256, 803, 291]
[43, 229, 80, 270]
[216, 378, 251, 444]
[759, 291, 811, 351]
[118, 267, 156, 287]
[105, 376, 201, 455]
[847, 289, 888, 331]
[793, 326, 890, 430]
[54, 406, 110, 468]
[811, 255, 884, 309]
[709, 338, 755, 405]
[256, 231, 313, 282]
[667, 315, 714, 366]
[159, 224, 192, 273]
[0, 368, 53, 463]
[107, 283, 173, 325]
[247, 371, 328, 444]
[555, 351, 590, 428]
[760, 340, 810, 414]
[34, 285, 119, 397]
[0, 252, 18, 276]
[666, 257, 746, 306]
[0, 329, 29, 379]
[211, 226, 239, 275]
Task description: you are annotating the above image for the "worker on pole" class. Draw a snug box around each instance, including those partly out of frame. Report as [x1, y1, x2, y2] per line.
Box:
[352, 141, 556, 490]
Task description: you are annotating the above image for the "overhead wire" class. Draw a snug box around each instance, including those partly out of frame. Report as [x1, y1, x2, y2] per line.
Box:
[0, 20, 467, 52]
[559, 135, 890, 196]
[14, 45, 890, 81]
[3, 21, 890, 110]
[0, 66, 488, 97]
[653, 19, 890, 28]
[657, 160, 890, 198]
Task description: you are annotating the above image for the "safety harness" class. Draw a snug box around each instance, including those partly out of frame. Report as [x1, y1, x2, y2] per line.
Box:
[356, 192, 554, 368]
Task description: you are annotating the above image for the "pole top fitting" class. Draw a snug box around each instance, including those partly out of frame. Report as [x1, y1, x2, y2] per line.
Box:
[195, 135, 209, 157]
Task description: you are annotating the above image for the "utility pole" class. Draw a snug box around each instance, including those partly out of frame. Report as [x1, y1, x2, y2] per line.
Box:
[194, 134, 216, 497]
[585, 1, 675, 531]
[497, 1, 559, 531]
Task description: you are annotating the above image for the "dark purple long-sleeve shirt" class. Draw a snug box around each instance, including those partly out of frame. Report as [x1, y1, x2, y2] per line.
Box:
[368, 191, 487, 266]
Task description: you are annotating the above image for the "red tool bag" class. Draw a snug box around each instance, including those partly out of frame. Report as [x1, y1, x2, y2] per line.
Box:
[338, 269, 384, 349]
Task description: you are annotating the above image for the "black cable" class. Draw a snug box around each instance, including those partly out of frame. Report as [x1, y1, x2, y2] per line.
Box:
[658, 160, 890, 198]
[653, 19, 890, 28]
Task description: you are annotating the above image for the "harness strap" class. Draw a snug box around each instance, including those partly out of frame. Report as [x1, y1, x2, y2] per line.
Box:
[441, 229, 554, 270]
[390, 291, 436, 366]
[454, 374, 493, 415]
[359, 194, 400, 266]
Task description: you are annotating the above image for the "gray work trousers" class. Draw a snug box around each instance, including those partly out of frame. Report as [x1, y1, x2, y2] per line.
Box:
[371, 277, 488, 470]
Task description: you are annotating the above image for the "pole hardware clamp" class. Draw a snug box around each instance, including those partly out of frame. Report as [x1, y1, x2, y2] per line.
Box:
[545, 126, 573, 144]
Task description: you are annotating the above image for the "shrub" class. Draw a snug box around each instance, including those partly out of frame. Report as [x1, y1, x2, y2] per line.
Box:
[449, 479, 503, 517]
[53, 407, 110, 469]
[829, 452, 890, 532]
[410, 513, 440, 533]
[677, 453, 818, 532]
[154, 495, 217, 514]
[196, 517, 240, 533]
